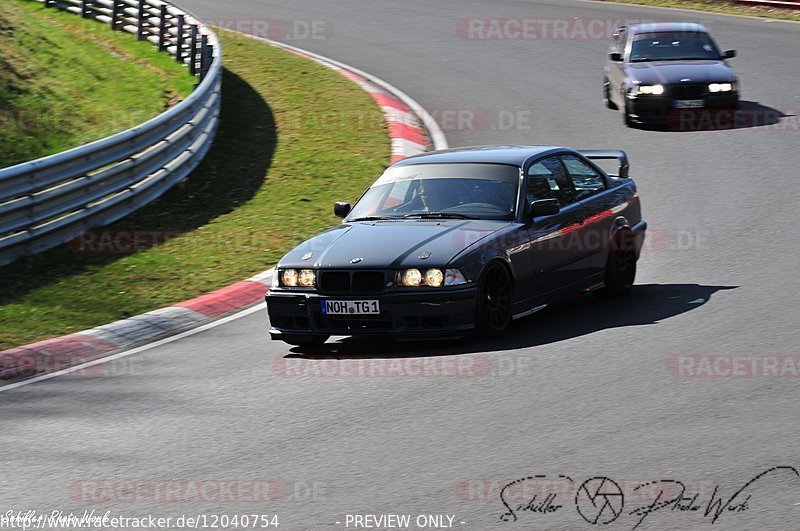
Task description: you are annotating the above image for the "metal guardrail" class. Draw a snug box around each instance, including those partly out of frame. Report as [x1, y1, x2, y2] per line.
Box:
[0, 0, 222, 266]
[733, 0, 800, 7]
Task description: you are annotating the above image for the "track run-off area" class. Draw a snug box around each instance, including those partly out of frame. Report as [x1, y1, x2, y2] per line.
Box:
[2, 1, 799, 530]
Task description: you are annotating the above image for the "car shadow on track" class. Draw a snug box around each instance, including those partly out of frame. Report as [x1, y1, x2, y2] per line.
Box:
[284, 283, 737, 359]
[637, 101, 788, 132]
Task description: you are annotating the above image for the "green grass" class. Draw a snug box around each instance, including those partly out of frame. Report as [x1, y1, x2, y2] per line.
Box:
[0, 30, 390, 349]
[0, 0, 196, 168]
[598, 0, 800, 21]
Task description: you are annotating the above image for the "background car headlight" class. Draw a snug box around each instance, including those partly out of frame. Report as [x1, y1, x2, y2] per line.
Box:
[399, 269, 423, 287]
[636, 84, 664, 95]
[298, 269, 316, 287]
[281, 269, 298, 287]
[709, 82, 734, 93]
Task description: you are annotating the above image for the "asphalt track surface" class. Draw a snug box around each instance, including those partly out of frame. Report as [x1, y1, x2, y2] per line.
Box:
[2, 1, 800, 530]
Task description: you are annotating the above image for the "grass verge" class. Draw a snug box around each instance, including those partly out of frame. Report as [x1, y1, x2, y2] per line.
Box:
[0, 30, 390, 349]
[0, 0, 196, 168]
[598, 0, 800, 21]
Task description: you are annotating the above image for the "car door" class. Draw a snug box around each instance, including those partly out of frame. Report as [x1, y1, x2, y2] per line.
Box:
[523, 156, 587, 302]
[559, 154, 617, 279]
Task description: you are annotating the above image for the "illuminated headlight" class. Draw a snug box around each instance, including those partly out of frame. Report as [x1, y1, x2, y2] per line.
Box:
[281, 269, 298, 287]
[279, 269, 316, 287]
[398, 268, 467, 287]
[399, 268, 423, 287]
[709, 82, 734, 93]
[298, 269, 316, 287]
[424, 268, 444, 287]
[635, 84, 664, 95]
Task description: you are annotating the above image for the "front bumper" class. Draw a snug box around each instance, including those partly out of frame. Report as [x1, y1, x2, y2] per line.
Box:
[626, 91, 739, 124]
[266, 286, 477, 339]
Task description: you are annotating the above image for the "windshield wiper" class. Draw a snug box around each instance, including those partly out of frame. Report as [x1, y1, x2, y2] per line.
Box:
[403, 212, 477, 220]
[347, 215, 401, 222]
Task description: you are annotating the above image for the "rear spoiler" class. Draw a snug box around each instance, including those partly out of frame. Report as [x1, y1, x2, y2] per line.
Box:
[577, 149, 630, 179]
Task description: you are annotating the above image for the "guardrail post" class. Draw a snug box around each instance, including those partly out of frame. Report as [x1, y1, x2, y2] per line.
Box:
[81, 0, 91, 18]
[175, 15, 185, 63]
[110, 1, 119, 30]
[189, 25, 199, 76]
[199, 34, 210, 80]
[158, 4, 168, 52]
[136, 0, 147, 40]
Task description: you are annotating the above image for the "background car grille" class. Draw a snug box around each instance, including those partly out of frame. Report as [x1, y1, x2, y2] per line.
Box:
[318, 270, 387, 294]
[668, 84, 706, 99]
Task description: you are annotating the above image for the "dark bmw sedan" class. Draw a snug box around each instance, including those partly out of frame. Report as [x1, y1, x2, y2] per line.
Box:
[603, 23, 739, 125]
[266, 146, 647, 346]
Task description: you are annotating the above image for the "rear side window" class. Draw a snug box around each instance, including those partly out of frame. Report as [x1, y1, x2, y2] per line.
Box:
[560, 155, 606, 201]
[527, 157, 574, 206]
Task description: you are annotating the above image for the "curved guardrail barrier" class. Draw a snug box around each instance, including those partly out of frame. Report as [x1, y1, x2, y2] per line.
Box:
[0, 0, 222, 266]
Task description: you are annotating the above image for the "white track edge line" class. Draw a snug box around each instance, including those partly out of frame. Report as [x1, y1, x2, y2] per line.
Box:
[0, 303, 267, 393]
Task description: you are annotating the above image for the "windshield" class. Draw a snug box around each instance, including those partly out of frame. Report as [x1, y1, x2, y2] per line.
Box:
[347, 163, 519, 221]
[630, 31, 721, 62]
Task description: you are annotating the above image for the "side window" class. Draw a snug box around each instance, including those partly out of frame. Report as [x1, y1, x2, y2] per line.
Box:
[560, 155, 606, 201]
[527, 157, 574, 206]
[610, 28, 626, 54]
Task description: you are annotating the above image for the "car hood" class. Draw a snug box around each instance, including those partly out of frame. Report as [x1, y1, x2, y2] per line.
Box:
[279, 219, 508, 269]
[627, 60, 734, 85]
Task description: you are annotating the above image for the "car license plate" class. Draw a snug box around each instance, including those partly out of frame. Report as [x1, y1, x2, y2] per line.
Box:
[674, 99, 705, 109]
[321, 300, 380, 315]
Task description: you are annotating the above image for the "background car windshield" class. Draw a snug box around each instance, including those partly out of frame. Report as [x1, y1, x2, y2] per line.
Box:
[630, 32, 721, 62]
[348, 165, 519, 221]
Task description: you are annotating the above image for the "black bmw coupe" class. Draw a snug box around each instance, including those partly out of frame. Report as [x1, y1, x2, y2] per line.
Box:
[603, 23, 739, 125]
[266, 146, 646, 345]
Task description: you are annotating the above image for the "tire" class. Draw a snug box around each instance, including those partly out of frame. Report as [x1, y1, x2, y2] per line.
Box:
[475, 262, 513, 338]
[282, 334, 329, 347]
[597, 233, 637, 297]
[603, 76, 617, 110]
[623, 101, 634, 127]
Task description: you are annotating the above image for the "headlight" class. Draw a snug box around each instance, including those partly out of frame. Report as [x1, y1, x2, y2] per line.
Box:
[399, 268, 423, 287]
[281, 269, 298, 287]
[425, 268, 444, 287]
[444, 269, 468, 286]
[298, 269, 316, 287]
[709, 82, 734, 93]
[279, 269, 316, 287]
[398, 268, 466, 287]
[635, 84, 664, 95]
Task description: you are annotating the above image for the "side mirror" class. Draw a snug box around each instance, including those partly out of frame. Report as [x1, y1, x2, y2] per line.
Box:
[608, 52, 623, 62]
[334, 201, 351, 218]
[723, 49, 736, 59]
[530, 198, 560, 218]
